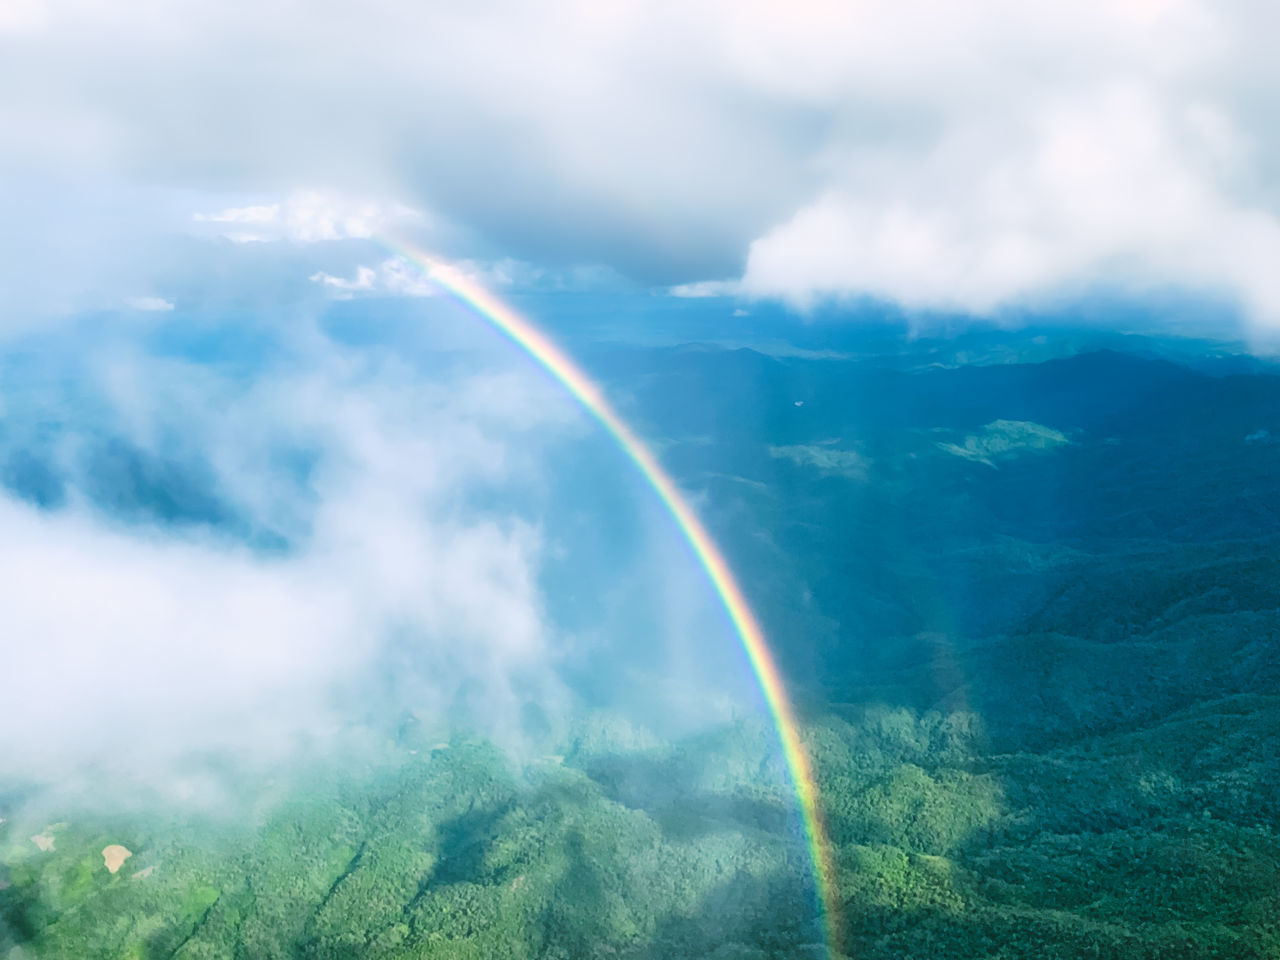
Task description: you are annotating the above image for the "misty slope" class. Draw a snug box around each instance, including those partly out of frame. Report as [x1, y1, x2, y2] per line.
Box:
[4, 698, 1277, 959]
[3, 334, 1280, 959]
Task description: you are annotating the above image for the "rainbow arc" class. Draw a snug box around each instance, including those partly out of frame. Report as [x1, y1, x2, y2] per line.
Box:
[382, 241, 842, 957]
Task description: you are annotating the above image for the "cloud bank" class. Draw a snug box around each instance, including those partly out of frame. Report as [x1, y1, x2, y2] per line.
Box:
[4, 0, 1280, 324]
[0, 333, 581, 802]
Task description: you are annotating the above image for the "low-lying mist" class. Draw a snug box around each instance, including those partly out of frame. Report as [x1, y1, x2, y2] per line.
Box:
[0, 309, 771, 830]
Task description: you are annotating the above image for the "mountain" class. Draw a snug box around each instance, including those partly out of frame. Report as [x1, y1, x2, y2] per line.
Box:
[3, 331, 1278, 959]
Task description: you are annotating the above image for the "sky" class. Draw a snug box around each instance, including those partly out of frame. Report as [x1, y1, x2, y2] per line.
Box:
[3, 0, 1280, 801]
[4, 0, 1280, 326]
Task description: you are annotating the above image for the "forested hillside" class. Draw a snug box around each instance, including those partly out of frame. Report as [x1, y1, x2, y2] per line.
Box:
[4, 339, 1278, 959]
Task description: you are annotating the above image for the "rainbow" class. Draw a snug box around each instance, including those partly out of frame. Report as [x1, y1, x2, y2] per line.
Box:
[382, 240, 842, 956]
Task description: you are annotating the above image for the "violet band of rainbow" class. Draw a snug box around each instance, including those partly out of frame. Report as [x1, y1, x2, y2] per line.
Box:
[380, 240, 842, 957]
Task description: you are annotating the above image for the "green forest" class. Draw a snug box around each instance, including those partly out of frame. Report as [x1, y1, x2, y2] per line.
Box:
[5, 663, 1279, 958]
[5, 345, 1280, 959]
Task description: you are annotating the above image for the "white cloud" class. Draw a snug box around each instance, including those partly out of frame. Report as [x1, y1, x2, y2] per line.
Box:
[310, 256, 570, 300]
[310, 259, 435, 299]
[194, 191, 423, 244]
[739, 82, 1280, 319]
[4, 0, 1280, 323]
[0, 341, 579, 799]
[125, 295, 174, 311]
[670, 280, 731, 299]
[0, 0, 45, 33]
[196, 202, 279, 225]
[311, 264, 381, 296]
